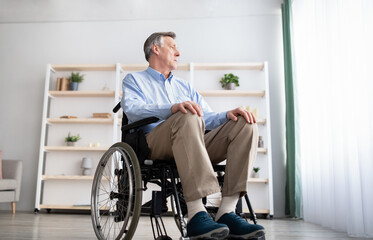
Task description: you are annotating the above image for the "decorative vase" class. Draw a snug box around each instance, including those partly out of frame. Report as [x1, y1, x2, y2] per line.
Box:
[70, 82, 79, 91]
[253, 172, 260, 178]
[81, 157, 93, 176]
[225, 83, 236, 90]
[66, 142, 75, 146]
[258, 136, 264, 148]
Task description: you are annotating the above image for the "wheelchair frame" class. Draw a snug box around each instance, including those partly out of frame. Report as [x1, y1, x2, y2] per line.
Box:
[90, 103, 260, 240]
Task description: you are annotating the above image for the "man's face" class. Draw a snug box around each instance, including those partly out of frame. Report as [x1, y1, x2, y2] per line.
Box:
[157, 36, 180, 71]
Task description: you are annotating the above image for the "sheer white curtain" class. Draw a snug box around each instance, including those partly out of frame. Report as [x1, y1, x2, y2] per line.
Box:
[292, 0, 373, 237]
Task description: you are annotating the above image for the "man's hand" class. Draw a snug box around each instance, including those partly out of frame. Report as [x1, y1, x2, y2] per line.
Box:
[227, 107, 256, 124]
[171, 101, 203, 117]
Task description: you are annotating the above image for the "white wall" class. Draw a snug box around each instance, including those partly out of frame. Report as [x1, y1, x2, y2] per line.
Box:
[0, 0, 286, 217]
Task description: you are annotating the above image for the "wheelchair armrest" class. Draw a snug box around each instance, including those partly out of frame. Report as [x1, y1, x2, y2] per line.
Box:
[122, 117, 159, 132]
[113, 102, 121, 113]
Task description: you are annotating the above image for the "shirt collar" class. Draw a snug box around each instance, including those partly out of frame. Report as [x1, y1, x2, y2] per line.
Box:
[146, 66, 173, 82]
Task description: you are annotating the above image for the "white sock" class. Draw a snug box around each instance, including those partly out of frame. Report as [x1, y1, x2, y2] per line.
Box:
[186, 198, 206, 220]
[215, 193, 240, 221]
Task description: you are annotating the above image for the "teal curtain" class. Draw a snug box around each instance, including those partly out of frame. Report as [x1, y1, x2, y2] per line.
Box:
[282, 0, 301, 218]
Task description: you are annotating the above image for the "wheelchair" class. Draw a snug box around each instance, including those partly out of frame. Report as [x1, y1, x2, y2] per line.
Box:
[90, 103, 264, 240]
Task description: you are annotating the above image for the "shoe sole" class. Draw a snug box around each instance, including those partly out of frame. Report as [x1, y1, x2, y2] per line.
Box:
[189, 227, 230, 240]
[229, 230, 265, 239]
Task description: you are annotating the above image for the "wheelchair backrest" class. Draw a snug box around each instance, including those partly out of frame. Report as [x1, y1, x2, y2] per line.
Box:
[112, 102, 154, 164]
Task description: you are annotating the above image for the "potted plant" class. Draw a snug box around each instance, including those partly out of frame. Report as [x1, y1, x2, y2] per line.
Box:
[65, 132, 81, 146]
[220, 73, 240, 90]
[252, 167, 260, 178]
[69, 72, 85, 91]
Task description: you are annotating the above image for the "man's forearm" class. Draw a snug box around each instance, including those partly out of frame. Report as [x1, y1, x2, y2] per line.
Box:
[123, 102, 173, 123]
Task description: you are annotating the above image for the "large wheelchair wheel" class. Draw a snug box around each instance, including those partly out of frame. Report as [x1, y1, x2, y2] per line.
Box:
[91, 142, 142, 240]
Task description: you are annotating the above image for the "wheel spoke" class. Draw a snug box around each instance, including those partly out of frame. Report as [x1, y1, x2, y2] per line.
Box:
[91, 143, 142, 240]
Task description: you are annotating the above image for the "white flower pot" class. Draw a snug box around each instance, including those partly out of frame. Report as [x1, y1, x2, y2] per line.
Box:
[252, 172, 260, 178]
[224, 83, 236, 90]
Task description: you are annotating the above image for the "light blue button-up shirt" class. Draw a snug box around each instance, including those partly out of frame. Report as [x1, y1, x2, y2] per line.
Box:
[121, 66, 228, 133]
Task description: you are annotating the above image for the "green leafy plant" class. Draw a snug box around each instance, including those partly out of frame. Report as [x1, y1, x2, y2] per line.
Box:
[65, 132, 81, 142]
[220, 73, 240, 88]
[69, 72, 85, 83]
[253, 167, 260, 173]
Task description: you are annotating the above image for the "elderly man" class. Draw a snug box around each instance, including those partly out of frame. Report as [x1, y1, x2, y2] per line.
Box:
[121, 32, 265, 240]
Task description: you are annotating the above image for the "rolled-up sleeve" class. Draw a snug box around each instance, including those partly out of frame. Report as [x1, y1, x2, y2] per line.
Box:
[204, 111, 228, 130]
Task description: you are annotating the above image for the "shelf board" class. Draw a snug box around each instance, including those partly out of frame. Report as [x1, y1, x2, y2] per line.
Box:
[49, 63, 264, 72]
[47, 118, 113, 124]
[120, 64, 148, 72]
[248, 178, 269, 183]
[44, 146, 108, 152]
[199, 90, 265, 97]
[39, 204, 91, 210]
[51, 64, 116, 71]
[49, 91, 115, 98]
[256, 119, 266, 125]
[42, 175, 94, 180]
[120, 63, 190, 72]
[174, 63, 190, 70]
[193, 62, 264, 71]
[243, 209, 270, 214]
[258, 148, 267, 154]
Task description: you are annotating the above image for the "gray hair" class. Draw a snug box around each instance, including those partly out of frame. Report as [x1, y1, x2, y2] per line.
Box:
[143, 32, 176, 62]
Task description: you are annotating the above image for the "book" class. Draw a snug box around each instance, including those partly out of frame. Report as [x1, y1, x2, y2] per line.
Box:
[56, 78, 62, 91]
[60, 77, 70, 91]
[92, 113, 112, 118]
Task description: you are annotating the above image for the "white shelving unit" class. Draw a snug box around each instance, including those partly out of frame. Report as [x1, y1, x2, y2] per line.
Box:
[35, 62, 273, 216]
[35, 64, 120, 212]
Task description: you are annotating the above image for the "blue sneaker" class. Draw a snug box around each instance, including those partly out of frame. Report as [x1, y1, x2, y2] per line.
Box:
[217, 212, 265, 239]
[187, 211, 230, 239]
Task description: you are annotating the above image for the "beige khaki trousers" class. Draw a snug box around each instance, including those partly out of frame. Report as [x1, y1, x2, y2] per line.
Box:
[146, 111, 258, 202]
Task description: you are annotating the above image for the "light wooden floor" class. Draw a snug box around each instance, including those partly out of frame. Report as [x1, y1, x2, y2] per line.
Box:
[0, 211, 371, 240]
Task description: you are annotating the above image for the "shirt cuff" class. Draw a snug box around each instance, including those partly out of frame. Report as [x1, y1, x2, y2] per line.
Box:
[218, 111, 229, 125]
[155, 103, 173, 120]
